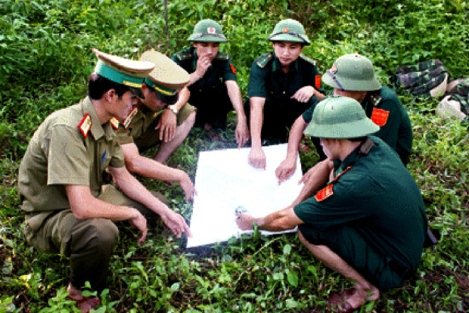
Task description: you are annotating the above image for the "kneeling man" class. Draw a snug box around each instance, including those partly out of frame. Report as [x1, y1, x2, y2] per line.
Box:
[237, 96, 427, 312]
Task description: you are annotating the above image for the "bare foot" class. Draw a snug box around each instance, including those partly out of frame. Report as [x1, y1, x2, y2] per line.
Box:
[328, 286, 379, 312]
[67, 283, 100, 313]
[346, 285, 380, 309]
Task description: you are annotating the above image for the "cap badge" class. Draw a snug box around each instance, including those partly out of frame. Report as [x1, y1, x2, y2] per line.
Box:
[207, 27, 216, 34]
[282, 27, 289, 33]
[330, 64, 338, 74]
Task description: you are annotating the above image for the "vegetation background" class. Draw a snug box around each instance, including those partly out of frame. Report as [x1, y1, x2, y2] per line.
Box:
[0, 0, 467, 312]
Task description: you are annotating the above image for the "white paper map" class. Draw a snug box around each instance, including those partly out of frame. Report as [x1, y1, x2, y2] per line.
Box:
[186, 144, 303, 248]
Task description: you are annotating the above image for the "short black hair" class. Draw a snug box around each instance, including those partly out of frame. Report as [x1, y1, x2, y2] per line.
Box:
[88, 73, 131, 100]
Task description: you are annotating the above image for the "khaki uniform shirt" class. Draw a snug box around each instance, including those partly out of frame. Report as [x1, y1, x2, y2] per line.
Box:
[18, 97, 125, 213]
[115, 103, 194, 151]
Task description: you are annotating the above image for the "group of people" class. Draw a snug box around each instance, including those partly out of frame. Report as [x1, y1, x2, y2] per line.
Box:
[18, 17, 427, 313]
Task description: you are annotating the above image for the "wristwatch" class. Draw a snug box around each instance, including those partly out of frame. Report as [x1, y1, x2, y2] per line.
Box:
[167, 104, 178, 115]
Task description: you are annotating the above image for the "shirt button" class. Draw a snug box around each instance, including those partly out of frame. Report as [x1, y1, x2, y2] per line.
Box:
[282, 91, 286, 94]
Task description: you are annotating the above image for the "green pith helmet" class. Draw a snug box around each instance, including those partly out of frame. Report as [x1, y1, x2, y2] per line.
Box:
[322, 54, 382, 91]
[188, 19, 227, 43]
[304, 96, 379, 138]
[268, 18, 310, 45]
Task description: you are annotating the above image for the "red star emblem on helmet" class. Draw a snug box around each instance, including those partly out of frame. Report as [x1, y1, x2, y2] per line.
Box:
[207, 27, 216, 34]
[282, 27, 289, 33]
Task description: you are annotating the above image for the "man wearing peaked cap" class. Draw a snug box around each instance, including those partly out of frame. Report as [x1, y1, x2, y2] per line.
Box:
[237, 96, 427, 312]
[172, 19, 249, 147]
[247, 18, 325, 169]
[275, 53, 413, 184]
[18, 49, 191, 312]
[115, 49, 196, 201]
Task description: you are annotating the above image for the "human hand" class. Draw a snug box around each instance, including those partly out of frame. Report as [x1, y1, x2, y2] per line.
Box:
[179, 173, 196, 202]
[248, 146, 266, 169]
[129, 209, 148, 245]
[275, 158, 297, 184]
[235, 212, 255, 230]
[155, 109, 177, 142]
[291, 86, 315, 103]
[299, 165, 317, 185]
[160, 209, 192, 238]
[195, 56, 212, 78]
[235, 120, 249, 148]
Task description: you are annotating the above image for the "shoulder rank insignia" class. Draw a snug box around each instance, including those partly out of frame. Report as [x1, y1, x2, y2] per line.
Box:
[215, 52, 229, 61]
[315, 184, 334, 202]
[229, 63, 237, 75]
[77, 113, 92, 138]
[300, 54, 317, 66]
[314, 74, 321, 89]
[123, 107, 139, 129]
[371, 108, 390, 126]
[109, 117, 120, 129]
[256, 53, 273, 68]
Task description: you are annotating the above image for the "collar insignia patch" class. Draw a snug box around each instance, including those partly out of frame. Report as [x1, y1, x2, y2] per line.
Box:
[109, 117, 119, 129]
[78, 113, 92, 138]
[123, 107, 139, 129]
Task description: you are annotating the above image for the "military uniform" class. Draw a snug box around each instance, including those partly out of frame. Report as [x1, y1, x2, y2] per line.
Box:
[247, 52, 322, 142]
[172, 47, 237, 129]
[18, 50, 154, 291]
[116, 103, 194, 150]
[18, 97, 140, 290]
[302, 86, 413, 164]
[295, 135, 427, 291]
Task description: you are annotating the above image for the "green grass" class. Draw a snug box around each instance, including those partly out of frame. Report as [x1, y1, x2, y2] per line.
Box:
[1, 0, 468, 311]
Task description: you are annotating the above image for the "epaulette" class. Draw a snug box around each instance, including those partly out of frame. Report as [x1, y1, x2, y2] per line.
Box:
[256, 53, 273, 68]
[174, 50, 192, 62]
[214, 52, 229, 61]
[299, 54, 317, 66]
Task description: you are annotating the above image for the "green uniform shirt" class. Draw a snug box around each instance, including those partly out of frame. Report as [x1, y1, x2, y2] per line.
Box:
[18, 97, 124, 213]
[247, 52, 322, 140]
[294, 136, 426, 275]
[303, 86, 413, 164]
[171, 47, 236, 128]
[172, 47, 236, 93]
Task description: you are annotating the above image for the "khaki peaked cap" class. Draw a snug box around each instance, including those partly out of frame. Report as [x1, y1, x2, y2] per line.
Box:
[92, 48, 154, 88]
[140, 49, 190, 94]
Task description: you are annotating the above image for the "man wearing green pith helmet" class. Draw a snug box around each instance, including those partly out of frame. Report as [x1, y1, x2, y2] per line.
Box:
[276, 53, 413, 184]
[171, 19, 249, 147]
[237, 96, 427, 312]
[247, 18, 325, 169]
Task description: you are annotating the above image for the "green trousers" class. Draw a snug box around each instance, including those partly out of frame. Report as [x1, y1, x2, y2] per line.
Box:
[298, 225, 407, 291]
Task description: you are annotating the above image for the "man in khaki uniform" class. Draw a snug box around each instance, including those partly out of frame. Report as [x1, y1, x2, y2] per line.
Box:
[117, 50, 196, 201]
[18, 49, 191, 312]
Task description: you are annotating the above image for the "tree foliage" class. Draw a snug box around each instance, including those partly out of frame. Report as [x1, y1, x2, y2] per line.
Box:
[0, 0, 467, 312]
